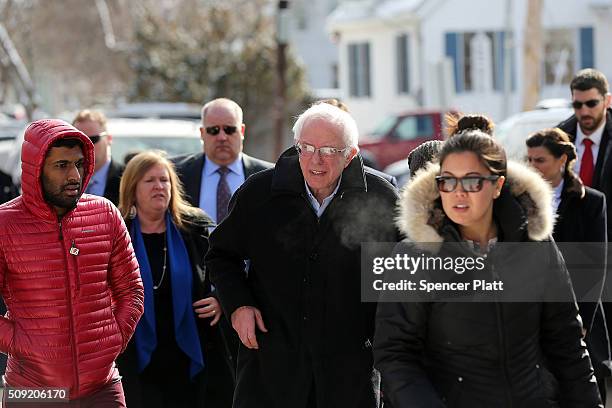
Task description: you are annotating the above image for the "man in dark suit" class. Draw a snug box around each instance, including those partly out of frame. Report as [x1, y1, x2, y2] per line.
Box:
[558, 69, 612, 237]
[73, 109, 124, 206]
[173, 98, 272, 224]
[558, 68, 612, 402]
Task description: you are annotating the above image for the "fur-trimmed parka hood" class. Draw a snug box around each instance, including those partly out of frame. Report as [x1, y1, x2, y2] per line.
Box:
[397, 160, 554, 244]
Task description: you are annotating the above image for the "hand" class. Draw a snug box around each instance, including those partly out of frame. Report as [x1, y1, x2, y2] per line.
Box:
[231, 306, 268, 349]
[193, 297, 222, 326]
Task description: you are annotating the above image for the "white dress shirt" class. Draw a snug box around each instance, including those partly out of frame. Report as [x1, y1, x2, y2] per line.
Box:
[574, 119, 606, 175]
[304, 176, 342, 218]
[552, 179, 564, 214]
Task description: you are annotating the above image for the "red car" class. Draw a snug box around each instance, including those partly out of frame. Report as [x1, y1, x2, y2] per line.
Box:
[359, 110, 452, 169]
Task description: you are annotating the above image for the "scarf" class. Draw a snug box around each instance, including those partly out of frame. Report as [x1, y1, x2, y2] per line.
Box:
[131, 212, 205, 379]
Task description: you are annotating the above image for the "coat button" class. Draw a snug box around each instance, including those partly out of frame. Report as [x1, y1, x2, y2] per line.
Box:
[535, 364, 540, 369]
[457, 377, 463, 382]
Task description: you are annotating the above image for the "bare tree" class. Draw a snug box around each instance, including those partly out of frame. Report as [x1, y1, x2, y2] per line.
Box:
[128, 0, 311, 160]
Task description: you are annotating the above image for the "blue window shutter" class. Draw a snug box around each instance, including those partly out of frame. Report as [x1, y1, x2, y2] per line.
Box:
[445, 32, 464, 93]
[494, 31, 504, 92]
[348, 44, 357, 97]
[405, 35, 411, 93]
[364, 43, 371, 97]
[396, 34, 410, 94]
[580, 27, 594, 68]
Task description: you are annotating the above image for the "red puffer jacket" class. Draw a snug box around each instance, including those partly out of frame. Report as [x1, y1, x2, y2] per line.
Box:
[0, 119, 144, 399]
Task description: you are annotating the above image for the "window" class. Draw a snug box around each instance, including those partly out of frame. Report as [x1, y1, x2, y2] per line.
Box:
[331, 63, 339, 89]
[348, 42, 371, 97]
[294, 3, 308, 30]
[445, 31, 513, 93]
[394, 115, 434, 141]
[543, 27, 594, 86]
[396, 33, 411, 94]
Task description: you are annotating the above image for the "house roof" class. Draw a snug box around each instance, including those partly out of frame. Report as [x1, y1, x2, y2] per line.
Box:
[328, 0, 424, 26]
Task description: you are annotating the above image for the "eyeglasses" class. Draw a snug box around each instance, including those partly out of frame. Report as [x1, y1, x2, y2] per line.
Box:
[205, 125, 238, 136]
[572, 99, 602, 110]
[435, 175, 500, 193]
[88, 132, 107, 144]
[295, 142, 350, 158]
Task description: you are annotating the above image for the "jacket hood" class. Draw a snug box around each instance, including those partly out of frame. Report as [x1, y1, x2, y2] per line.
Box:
[397, 160, 554, 244]
[21, 119, 95, 220]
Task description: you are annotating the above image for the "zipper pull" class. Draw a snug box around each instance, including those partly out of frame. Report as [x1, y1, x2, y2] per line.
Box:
[69, 240, 79, 256]
[58, 221, 63, 240]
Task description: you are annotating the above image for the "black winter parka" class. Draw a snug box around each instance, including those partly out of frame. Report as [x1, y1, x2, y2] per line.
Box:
[375, 161, 602, 408]
[207, 148, 400, 408]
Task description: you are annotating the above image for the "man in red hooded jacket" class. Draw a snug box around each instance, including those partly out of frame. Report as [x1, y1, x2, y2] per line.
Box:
[0, 119, 144, 407]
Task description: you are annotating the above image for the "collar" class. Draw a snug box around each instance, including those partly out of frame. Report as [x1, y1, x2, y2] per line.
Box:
[466, 237, 498, 254]
[576, 117, 606, 147]
[204, 153, 244, 177]
[271, 147, 367, 196]
[561, 173, 585, 199]
[553, 178, 564, 199]
[304, 174, 342, 211]
[90, 159, 111, 186]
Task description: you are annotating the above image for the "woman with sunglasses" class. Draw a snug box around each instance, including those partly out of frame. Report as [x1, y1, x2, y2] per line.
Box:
[526, 128, 610, 402]
[374, 116, 602, 407]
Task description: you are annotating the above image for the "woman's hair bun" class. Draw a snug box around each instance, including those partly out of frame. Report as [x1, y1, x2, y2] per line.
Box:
[456, 115, 494, 135]
[445, 113, 495, 137]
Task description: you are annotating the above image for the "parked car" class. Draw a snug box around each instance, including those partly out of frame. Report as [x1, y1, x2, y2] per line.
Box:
[379, 104, 573, 188]
[383, 159, 411, 188]
[106, 118, 201, 163]
[359, 109, 452, 169]
[105, 102, 202, 122]
[495, 107, 573, 160]
[1, 118, 202, 187]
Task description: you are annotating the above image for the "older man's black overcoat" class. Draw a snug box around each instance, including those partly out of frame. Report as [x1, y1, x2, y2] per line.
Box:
[206, 148, 400, 408]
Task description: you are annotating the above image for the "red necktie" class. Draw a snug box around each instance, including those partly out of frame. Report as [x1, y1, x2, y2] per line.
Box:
[580, 138, 594, 187]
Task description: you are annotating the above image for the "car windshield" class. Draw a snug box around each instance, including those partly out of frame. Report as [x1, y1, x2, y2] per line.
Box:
[112, 136, 201, 164]
[370, 116, 397, 139]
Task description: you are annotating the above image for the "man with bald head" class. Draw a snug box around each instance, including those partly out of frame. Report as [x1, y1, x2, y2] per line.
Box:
[173, 98, 272, 225]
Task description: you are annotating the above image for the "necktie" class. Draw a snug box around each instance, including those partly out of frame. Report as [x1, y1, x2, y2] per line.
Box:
[216, 167, 231, 223]
[580, 138, 594, 187]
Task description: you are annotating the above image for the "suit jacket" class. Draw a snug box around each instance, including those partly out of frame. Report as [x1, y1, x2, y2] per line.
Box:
[552, 173, 610, 380]
[364, 165, 398, 189]
[172, 152, 273, 208]
[558, 108, 612, 238]
[0, 170, 17, 205]
[103, 159, 124, 206]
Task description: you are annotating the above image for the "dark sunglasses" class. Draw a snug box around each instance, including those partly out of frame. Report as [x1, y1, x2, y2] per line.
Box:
[88, 132, 107, 144]
[205, 125, 238, 136]
[572, 99, 602, 110]
[435, 175, 500, 193]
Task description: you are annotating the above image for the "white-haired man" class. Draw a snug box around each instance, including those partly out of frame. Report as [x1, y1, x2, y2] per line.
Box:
[206, 103, 400, 407]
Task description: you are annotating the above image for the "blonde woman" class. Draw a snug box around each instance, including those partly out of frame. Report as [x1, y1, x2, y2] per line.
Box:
[117, 151, 234, 408]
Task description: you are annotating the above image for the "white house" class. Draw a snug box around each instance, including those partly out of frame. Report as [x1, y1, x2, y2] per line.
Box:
[328, 0, 612, 133]
[288, 0, 344, 96]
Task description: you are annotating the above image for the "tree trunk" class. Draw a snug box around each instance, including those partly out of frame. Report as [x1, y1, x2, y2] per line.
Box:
[521, 0, 543, 111]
